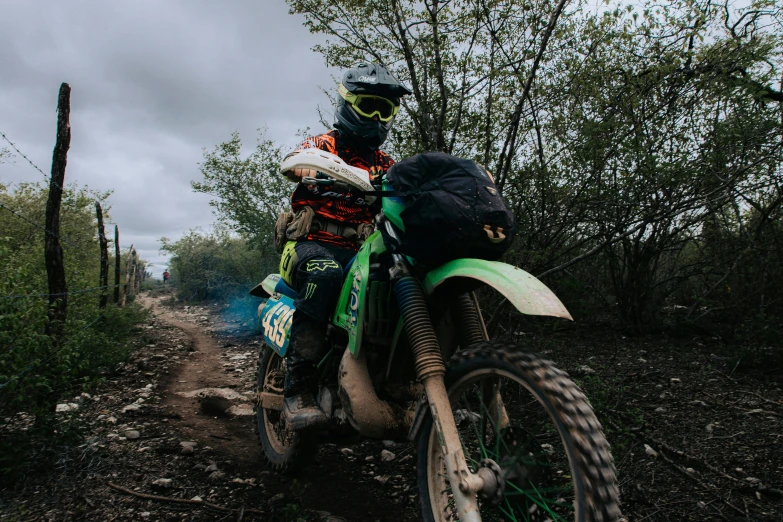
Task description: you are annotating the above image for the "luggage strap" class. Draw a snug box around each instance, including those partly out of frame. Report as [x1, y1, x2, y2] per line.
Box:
[357, 190, 407, 197]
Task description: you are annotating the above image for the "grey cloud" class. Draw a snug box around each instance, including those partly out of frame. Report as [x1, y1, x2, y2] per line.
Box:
[0, 1, 338, 277]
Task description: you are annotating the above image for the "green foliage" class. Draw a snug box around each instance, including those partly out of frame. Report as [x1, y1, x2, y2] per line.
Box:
[192, 130, 289, 252]
[0, 182, 147, 475]
[180, 129, 292, 303]
[179, 1, 783, 345]
[287, 0, 783, 334]
[278, 479, 311, 522]
[161, 227, 275, 302]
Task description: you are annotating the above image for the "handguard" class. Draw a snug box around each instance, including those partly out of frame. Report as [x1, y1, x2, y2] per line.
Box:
[280, 149, 377, 204]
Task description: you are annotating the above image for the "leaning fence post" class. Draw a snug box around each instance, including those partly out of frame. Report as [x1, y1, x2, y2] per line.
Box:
[114, 225, 121, 304]
[128, 249, 137, 297]
[95, 202, 108, 309]
[44, 82, 71, 341]
[137, 261, 145, 292]
[119, 243, 133, 308]
[134, 261, 141, 294]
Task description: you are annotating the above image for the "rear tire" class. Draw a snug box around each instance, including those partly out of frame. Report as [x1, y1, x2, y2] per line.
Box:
[417, 341, 621, 521]
[254, 345, 314, 473]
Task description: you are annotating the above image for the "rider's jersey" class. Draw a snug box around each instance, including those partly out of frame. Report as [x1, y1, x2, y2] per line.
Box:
[286, 130, 394, 250]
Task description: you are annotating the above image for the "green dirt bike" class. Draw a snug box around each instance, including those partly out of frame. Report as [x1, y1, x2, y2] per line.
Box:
[251, 150, 621, 522]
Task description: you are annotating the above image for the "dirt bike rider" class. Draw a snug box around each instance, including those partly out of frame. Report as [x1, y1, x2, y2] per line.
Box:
[278, 63, 411, 430]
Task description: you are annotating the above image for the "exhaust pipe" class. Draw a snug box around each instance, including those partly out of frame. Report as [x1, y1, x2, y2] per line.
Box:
[338, 349, 413, 439]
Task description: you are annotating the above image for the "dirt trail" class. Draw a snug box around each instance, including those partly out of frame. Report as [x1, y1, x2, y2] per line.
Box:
[2, 291, 780, 520]
[138, 294, 421, 522]
[138, 295, 259, 461]
[0, 293, 420, 521]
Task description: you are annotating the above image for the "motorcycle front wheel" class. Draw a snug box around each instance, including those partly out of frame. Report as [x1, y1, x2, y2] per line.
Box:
[417, 341, 621, 522]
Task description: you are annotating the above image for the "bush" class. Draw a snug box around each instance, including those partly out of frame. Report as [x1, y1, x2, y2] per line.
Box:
[0, 182, 148, 477]
[161, 227, 277, 302]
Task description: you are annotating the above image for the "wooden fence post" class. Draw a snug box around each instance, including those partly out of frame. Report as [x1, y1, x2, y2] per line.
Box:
[136, 262, 143, 293]
[128, 249, 137, 297]
[44, 82, 71, 341]
[95, 202, 108, 309]
[114, 225, 121, 304]
[120, 244, 133, 308]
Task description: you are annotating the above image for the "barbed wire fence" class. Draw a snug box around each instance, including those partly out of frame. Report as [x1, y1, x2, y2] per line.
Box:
[0, 201, 84, 249]
[0, 130, 65, 191]
[0, 83, 152, 415]
[0, 284, 126, 301]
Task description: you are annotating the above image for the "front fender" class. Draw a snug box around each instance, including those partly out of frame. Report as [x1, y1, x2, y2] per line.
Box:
[422, 259, 572, 321]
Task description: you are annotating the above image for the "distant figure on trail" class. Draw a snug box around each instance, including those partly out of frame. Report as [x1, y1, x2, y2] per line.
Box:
[162, 270, 170, 284]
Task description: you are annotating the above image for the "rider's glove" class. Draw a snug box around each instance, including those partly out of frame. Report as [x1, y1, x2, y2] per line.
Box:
[283, 167, 319, 182]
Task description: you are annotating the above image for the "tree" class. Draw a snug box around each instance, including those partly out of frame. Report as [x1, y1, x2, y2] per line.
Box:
[289, 0, 783, 332]
[288, 0, 570, 172]
[192, 130, 290, 253]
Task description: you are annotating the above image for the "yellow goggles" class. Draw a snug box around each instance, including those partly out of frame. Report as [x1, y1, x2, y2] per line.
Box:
[339, 84, 400, 123]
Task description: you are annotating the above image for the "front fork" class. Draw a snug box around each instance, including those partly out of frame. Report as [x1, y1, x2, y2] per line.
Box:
[386, 224, 488, 520]
[422, 374, 500, 521]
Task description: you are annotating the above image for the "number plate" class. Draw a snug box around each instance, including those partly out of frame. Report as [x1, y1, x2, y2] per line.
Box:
[259, 295, 295, 356]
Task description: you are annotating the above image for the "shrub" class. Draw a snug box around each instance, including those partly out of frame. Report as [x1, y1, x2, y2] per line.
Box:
[0, 182, 148, 477]
[161, 227, 276, 302]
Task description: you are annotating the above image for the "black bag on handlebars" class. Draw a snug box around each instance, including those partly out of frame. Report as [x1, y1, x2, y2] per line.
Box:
[386, 152, 515, 266]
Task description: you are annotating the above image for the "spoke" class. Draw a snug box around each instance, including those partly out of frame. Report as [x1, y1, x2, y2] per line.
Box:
[528, 480, 571, 520]
[510, 486, 571, 521]
[460, 394, 488, 461]
[498, 499, 519, 522]
[505, 483, 571, 498]
[505, 477, 572, 505]
[432, 370, 580, 522]
[479, 378, 496, 451]
[475, 382, 522, 461]
[504, 489, 571, 508]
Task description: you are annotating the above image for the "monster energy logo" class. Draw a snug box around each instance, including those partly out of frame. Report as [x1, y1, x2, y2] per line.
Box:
[305, 282, 317, 300]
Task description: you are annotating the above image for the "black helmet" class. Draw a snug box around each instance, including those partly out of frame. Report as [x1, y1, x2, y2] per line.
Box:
[334, 63, 412, 149]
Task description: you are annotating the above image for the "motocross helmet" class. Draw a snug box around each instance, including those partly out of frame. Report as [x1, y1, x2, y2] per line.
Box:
[335, 63, 412, 149]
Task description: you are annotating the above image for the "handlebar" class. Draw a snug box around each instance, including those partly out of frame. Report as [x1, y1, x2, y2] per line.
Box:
[301, 173, 354, 193]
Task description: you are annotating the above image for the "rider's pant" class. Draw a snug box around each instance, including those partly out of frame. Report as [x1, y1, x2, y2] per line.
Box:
[280, 241, 355, 379]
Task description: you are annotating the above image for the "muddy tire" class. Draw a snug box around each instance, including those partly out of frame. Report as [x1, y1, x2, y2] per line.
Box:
[254, 345, 314, 473]
[417, 341, 621, 521]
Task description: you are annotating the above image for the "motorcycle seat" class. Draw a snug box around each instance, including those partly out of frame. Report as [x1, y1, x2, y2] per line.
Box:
[273, 277, 298, 299]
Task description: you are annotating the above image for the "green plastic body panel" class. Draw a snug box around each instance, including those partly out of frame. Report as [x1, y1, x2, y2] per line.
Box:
[422, 259, 573, 320]
[380, 180, 406, 231]
[332, 231, 387, 355]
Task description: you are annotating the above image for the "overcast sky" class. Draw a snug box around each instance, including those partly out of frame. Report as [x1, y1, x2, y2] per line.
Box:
[0, 1, 336, 277]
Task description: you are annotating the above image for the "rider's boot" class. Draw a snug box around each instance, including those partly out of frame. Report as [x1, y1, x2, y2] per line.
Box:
[283, 318, 329, 430]
[283, 354, 328, 430]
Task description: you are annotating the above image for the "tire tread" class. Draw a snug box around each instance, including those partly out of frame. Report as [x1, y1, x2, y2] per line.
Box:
[418, 340, 622, 522]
